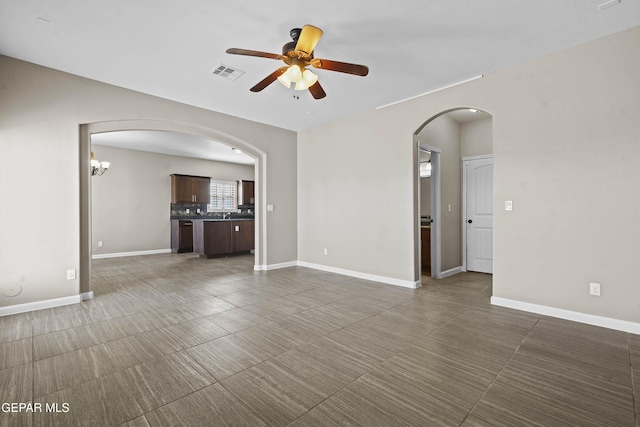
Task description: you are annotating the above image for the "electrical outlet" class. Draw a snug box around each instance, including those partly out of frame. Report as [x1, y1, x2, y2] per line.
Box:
[589, 282, 601, 296]
[98, 241, 103, 247]
[67, 269, 76, 280]
[324, 248, 328, 255]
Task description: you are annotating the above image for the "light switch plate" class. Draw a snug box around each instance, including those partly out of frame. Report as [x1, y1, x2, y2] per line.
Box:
[267, 204, 274, 212]
[505, 201, 513, 211]
[67, 269, 76, 280]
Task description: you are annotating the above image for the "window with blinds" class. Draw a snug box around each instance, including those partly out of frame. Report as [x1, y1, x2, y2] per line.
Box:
[208, 180, 238, 212]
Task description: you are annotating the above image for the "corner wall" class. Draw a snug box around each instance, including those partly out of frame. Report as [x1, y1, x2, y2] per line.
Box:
[298, 27, 640, 325]
[0, 55, 296, 309]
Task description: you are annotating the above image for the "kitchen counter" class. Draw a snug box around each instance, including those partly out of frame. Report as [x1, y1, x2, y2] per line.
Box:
[190, 218, 254, 221]
[171, 217, 254, 221]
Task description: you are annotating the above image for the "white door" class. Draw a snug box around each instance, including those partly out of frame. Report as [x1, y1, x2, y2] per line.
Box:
[465, 157, 493, 273]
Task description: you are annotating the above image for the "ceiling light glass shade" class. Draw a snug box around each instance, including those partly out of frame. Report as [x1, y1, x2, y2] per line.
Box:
[277, 73, 292, 88]
[278, 66, 318, 91]
[302, 69, 318, 86]
[293, 69, 319, 91]
[285, 65, 302, 82]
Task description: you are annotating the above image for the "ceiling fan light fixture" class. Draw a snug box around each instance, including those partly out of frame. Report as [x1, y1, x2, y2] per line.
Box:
[277, 73, 292, 88]
[302, 69, 318, 86]
[285, 65, 303, 83]
[293, 69, 319, 91]
[226, 24, 368, 100]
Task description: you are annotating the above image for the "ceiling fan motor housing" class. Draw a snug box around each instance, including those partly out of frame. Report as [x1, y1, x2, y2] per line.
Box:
[282, 41, 297, 55]
[289, 28, 302, 41]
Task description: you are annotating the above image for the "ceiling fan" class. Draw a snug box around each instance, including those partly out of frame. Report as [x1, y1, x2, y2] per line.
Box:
[226, 25, 369, 99]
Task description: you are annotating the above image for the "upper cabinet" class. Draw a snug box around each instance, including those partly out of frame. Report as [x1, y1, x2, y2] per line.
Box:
[237, 180, 255, 205]
[171, 174, 211, 204]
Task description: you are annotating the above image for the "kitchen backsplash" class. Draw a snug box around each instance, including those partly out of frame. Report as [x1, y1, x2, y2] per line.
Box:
[170, 203, 254, 219]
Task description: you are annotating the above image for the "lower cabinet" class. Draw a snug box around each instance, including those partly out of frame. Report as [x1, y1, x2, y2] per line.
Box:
[232, 220, 255, 252]
[171, 220, 193, 253]
[421, 227, 431, 272]
[193, 220, 254, 258]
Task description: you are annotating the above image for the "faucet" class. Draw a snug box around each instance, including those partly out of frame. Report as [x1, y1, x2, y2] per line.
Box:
[222, 212, 230, 220]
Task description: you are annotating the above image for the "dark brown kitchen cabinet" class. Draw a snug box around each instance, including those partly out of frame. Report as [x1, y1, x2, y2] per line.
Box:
[192, 220, 254, 258]
[421, 227, 431, 272]
[237, 180, 255, 205]
[171, 220, 193, 253]
[171, 174, 210, 204]
[193, 220, 232, 256]
[232, 220, 255, 252]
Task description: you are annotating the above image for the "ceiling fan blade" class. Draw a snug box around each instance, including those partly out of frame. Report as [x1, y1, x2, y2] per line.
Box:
[226, 48, 283, 60]
[250, 67, 288, 92]
[308, 81, 326, 99]
[295, 25, 323, 55]
[311, 58, 369, 76]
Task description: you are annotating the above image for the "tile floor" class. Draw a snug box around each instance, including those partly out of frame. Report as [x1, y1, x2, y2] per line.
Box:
[0, 253, 638, 426]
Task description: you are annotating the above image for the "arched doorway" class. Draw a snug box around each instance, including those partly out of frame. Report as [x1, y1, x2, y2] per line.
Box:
[79, 119, 267, 298]
[414, 108, 493, 283]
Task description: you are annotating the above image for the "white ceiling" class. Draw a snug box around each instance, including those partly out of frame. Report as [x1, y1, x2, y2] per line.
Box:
[1, 0, 638, 134]
[91, 130, 255, 165]
[91, 109, 489, 164]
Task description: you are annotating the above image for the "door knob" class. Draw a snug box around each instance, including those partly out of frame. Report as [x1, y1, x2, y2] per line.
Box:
[467, 219, 473, 224]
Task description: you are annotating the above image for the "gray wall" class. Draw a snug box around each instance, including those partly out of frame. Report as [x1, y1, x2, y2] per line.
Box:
[91, 144, 254, 255]
[298, 27, 640, 323]
[2, 26, 639, 325]
[0, 55, 296, 308]
[461, 117, 493, 157]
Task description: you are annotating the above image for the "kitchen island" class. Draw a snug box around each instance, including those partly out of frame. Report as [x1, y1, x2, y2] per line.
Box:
[192, 218, 254, 258]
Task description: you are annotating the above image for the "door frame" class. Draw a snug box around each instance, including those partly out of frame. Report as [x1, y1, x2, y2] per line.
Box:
[462, 154, 494, 272]
[417, 142, 442, 280]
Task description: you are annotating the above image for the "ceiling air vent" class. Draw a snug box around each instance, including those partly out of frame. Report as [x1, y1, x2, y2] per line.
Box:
[210, 64, 244, 81]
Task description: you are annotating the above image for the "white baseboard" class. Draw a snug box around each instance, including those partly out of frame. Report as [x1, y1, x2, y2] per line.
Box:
[297, 261, 421, 289]
[491, 296, 640, 335]
[440, 266, 463, 279]
[0, 295, 81, 317]
[80, 291, 94, 301]
[254, 261, 298, 271]
[92, 249, 171, 259]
